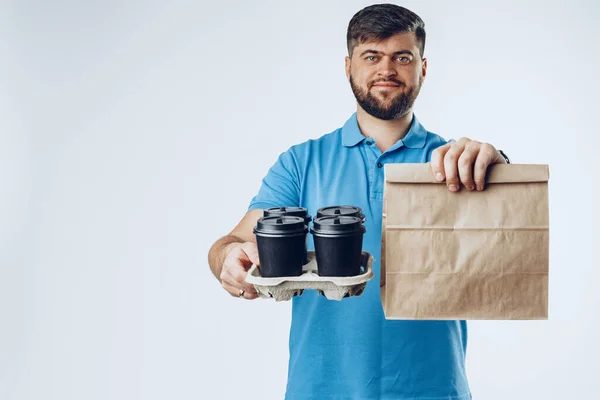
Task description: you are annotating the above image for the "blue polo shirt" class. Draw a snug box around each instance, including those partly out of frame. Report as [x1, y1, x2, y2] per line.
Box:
[248, 113, 471, 400]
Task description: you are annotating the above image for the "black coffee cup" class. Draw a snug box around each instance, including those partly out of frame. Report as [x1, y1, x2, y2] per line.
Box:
[253, 216, 308, 277]
[316, 205, 366, 223]
[264, 207, 312, 264]
[310, 215, 366, 277]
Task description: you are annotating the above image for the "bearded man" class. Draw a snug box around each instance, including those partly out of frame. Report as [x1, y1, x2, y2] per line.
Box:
[208, 4, 510, 399]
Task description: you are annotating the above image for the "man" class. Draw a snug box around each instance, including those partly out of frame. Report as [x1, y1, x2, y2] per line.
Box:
[209, 4, 509, 399]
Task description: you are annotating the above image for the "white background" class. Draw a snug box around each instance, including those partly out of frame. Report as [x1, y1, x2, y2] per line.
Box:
[2, 0, 599, 399]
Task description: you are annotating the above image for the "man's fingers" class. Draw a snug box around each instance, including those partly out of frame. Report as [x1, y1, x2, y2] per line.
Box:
[222, 280, 259, 300]
[242, 291, 259, 300]
[443, 143, 464, 192]
[473, 143, 496, 190]
[221, 249, 259, 294]
[229, 242, 259, 269]
[219, 241, 261, 300]
[222, 280, 242, 297]
[430, 143, 450, 182]
[432, 139, 501, 192]
[222, 267, 258, 294]
[457, 142, 479, 191]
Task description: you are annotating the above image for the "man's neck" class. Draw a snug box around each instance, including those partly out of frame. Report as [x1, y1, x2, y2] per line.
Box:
[355, 107, 413, 153]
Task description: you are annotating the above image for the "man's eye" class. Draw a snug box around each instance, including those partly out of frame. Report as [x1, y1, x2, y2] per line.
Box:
[397, 56, 410, 63]
[366, 56, 377, 61]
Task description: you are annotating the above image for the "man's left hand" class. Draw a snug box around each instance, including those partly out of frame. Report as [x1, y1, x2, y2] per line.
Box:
[430, 137, 507, 192]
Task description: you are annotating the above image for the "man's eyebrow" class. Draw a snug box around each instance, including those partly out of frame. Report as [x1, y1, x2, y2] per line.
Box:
[358, 49, 415, 57]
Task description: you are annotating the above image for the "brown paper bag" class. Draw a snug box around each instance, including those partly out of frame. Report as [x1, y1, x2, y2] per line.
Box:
[381, 163, 549, 320]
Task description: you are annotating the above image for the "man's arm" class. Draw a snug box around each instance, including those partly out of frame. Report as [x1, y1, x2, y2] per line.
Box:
[208, 209, 264, 299]
[210, 146, 301, 299]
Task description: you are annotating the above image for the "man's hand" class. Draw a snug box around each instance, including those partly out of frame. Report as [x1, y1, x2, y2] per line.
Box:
[220, 242, 260, 300]
[430, 137, 507, 192]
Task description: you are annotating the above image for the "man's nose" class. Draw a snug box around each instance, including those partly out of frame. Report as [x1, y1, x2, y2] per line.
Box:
[377, 57, 397, 77]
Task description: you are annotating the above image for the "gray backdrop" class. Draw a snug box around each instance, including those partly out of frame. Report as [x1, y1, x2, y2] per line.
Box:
[2, 0, 599, 399]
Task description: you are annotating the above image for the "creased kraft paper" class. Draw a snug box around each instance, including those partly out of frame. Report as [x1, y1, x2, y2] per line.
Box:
[381, 163, 549, 320]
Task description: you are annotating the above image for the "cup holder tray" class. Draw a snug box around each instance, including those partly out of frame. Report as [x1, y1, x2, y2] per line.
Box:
[245, 251, 374, 301]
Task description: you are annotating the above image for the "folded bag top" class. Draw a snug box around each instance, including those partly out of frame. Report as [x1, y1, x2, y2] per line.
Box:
[384, 163, 549, 184]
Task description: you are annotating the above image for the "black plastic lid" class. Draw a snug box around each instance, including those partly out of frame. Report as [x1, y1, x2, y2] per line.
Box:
[254, 216, 307, 235]
[311, 216, 365, 235]
[316, 205, 365, 221]
[264, 207, 311, 222]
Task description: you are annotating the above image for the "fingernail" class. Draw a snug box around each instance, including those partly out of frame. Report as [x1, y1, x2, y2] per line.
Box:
[468, 185, 474, 191]
[449, 184, 458, 191]
[435, 173, 444, 182]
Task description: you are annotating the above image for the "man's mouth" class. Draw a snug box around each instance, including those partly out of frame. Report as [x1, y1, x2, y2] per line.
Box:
[373, 82, 400, 87]
[370, 80, 403, 89]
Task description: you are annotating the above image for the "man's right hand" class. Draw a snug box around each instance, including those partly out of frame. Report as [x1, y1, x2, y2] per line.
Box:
[220, 242, 260, 300]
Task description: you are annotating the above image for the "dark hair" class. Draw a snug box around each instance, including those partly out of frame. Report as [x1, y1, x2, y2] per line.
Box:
[346, 4, 426, 58]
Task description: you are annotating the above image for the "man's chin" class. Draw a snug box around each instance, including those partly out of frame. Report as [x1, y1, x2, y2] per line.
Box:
[369, 104, 412, 120]
[371, 91, 404, 102]
[372, 101, 399, 113]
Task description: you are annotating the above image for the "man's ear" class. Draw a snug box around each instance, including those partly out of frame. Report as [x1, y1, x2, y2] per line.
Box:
[345, 56, 351, 81]
[421, 57, 427, 78]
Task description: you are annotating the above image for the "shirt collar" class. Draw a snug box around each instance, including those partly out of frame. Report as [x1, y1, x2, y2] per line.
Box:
[341, 112, 428, 149]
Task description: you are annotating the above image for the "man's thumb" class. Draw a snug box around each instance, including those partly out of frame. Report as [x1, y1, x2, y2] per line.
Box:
[242, 242, 260, 266]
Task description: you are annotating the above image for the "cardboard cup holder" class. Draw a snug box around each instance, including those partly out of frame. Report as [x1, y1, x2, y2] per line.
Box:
[245, 250, 374, 301]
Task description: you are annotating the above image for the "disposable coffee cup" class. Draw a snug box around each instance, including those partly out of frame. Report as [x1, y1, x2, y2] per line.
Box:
[316, 205, 366, 223]
[264, 207, 312, 264]
[310, 215, 366, 277]
[253, 216, 308, 277]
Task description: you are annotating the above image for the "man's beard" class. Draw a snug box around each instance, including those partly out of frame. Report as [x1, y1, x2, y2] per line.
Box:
[349, 75, 422, 120]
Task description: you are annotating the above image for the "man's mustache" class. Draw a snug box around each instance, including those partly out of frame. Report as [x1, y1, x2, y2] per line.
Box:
[369, 78, 405, 89]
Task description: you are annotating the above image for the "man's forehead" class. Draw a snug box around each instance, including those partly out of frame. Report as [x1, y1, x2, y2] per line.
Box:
[355, 32, 418, 51]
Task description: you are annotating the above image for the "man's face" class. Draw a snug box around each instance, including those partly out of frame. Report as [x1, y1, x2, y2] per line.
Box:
[345, 32, 427, 120]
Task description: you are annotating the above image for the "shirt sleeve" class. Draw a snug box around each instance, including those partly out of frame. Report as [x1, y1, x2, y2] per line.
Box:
[248, 148, 301, 211]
